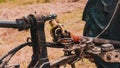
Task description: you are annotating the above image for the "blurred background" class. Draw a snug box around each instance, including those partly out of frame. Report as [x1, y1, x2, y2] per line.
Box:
[0, 0, 96, 68]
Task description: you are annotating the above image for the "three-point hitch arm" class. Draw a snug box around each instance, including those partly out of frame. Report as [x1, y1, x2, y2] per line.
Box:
[0, 14, 57, 68]
[0, 14, 120, 68]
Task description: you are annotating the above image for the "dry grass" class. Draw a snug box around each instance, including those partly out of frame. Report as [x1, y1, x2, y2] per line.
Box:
[0, 0, 81, 5]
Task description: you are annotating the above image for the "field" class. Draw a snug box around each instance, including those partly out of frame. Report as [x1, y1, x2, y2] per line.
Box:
[0, 0, 96, 68]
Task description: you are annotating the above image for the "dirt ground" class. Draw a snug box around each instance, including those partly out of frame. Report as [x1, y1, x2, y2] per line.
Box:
[0, 1, 96, 68]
